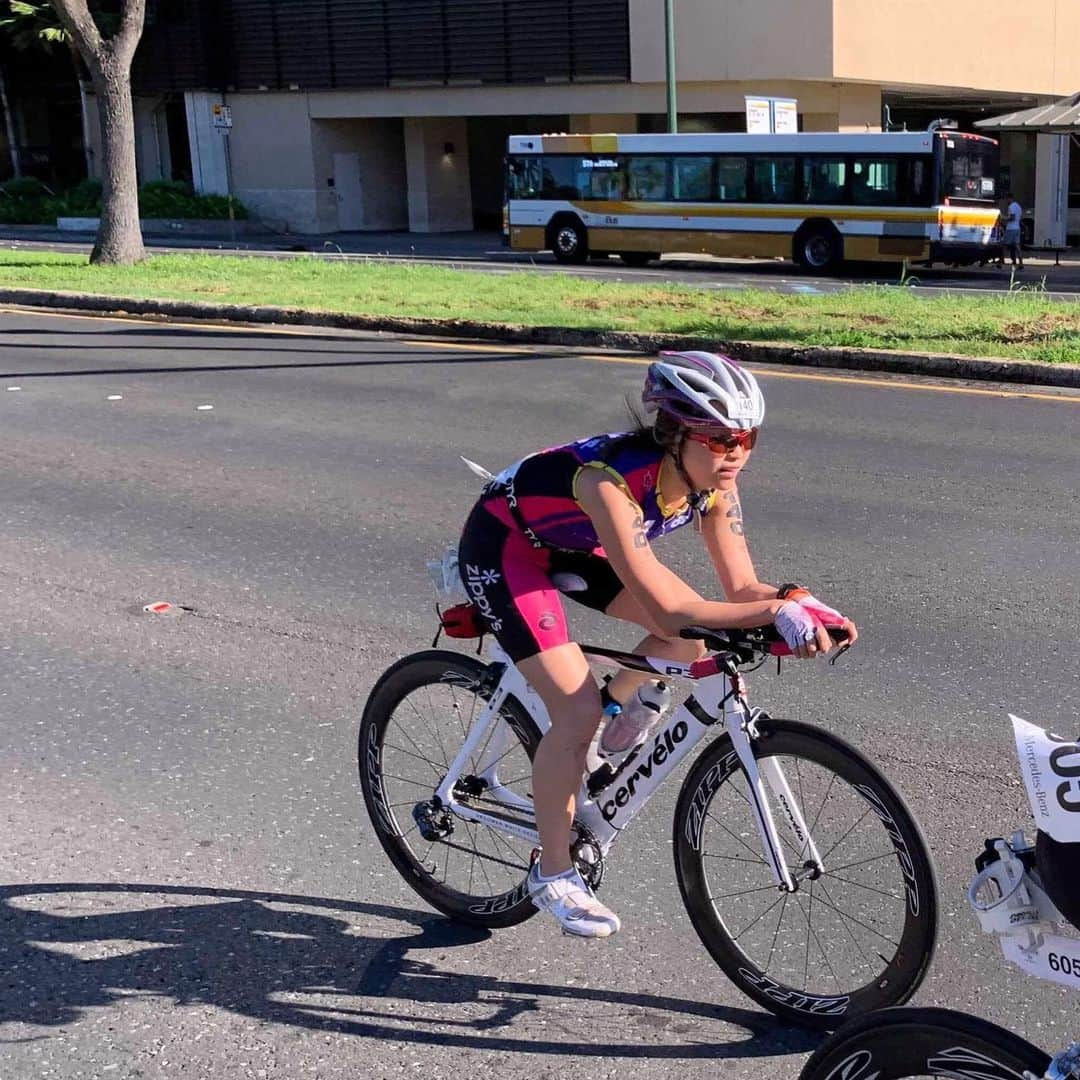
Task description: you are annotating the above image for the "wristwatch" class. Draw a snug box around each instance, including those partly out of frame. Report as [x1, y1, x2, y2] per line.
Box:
[776, 583, 808, 600]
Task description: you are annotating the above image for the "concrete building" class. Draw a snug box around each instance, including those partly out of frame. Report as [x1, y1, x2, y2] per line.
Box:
[98, 0, 1080, 241]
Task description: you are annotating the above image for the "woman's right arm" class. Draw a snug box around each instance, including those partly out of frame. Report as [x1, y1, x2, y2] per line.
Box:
[576, 469, 784, 637]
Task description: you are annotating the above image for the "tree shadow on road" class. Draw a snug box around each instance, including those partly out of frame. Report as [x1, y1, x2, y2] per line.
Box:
[0, 881, 815, 1059]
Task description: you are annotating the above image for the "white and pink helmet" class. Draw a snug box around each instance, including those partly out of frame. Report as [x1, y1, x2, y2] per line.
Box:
[642, 351, 765, 430]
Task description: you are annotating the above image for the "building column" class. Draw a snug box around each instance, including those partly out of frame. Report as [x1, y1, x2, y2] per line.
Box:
[404, 117, 473, 233]
[1033, 133, 1070, 248]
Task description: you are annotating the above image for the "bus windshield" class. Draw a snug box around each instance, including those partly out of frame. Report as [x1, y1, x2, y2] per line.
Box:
[941, 138, 999, 203]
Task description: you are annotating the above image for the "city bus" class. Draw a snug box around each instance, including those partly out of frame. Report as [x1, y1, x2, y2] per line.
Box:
[504, 130, 1001, 271]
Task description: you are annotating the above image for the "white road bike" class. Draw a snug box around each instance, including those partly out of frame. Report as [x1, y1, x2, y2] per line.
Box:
[800, 718, 1080, 1077]
[359, 591, 938, 1029]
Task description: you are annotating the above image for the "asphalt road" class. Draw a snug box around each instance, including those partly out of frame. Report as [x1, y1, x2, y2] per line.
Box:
[1, 308, 1078, 1079]
[6, 228, 1080, 299]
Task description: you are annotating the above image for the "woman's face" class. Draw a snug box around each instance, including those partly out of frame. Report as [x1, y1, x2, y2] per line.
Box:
[679, 429, 755, 491]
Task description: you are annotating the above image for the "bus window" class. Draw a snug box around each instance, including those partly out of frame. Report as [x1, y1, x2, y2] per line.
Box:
[626, 157, 670, 200]
[753, 156, 797, 202]
[507, 157, 541, 199]
[715, 156, 748, 201]
[579, 157, 626, 200]
[540, 157, 583, 199]
[905, 157, 932, 206]
[852, 157, 899, 206]
[672, 156, 712, 201]
[941, 139, 999, 202]
[802, 157, 847, 204]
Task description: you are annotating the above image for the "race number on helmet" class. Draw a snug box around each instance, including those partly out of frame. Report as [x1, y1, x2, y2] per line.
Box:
[642, 351, 765, 430]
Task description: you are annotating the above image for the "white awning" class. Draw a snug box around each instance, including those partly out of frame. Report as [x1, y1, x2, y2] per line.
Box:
[975, 93, 1080, 135]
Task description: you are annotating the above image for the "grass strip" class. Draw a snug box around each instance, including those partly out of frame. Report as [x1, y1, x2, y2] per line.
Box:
[1, 250, 1077, 363]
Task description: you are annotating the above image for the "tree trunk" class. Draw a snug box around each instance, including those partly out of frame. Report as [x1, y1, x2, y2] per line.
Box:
[50, 0, 146, 265]
[88, 51, 143, 263]
[0, 64, 22, 179]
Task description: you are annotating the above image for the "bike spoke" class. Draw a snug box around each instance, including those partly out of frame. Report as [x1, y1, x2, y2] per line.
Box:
[707, 882, 781, 903]
[731, 891, 788, 942]
[808, 772, 839, 837]
[380, 771, 436, 790]
[826, 849, 897, 875]
[818, 876, 877, 974]
[803, 881, 813, 989]
[811, 884, 900, 948]
[706, 808, 770, 866]
[818, 805, 874, 864]
[764, 892, 790, 975]
[795, 888, 843, 990]
[701, 851, 775, 868]
[423, 685, 453, 770]
[823, 870, 905, 902]
[382, 741, 444, 773]
[390, 713, 446, 780]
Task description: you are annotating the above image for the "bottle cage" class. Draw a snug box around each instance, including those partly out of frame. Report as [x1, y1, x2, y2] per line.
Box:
[968, 834, 1063, 936]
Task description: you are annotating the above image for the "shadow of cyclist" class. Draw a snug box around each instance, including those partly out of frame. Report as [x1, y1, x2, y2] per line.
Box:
[0, 881, 815, 1058]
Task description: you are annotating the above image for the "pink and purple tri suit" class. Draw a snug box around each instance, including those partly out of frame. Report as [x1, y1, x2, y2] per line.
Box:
[458, 431, 714, 661]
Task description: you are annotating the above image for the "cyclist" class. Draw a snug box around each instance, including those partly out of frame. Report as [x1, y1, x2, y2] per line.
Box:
[457, 351, 858, 938]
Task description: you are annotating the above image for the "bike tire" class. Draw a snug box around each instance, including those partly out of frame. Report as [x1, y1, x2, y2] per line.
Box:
[799, 1006, 1051, 1079]
[359, 650, 542, 929]
[672, 718, 938, 1029]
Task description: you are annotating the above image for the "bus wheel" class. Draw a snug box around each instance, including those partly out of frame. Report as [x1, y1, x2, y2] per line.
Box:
[619, 252, 659, 267]
[794, 223, 843, 273]
[549, 218, 589, 264]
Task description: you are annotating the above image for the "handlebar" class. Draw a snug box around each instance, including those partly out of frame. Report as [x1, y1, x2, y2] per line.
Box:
[679, 623, 852, 663]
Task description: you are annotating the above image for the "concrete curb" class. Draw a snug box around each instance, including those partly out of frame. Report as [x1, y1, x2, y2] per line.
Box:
[2, 286, 1078, 389]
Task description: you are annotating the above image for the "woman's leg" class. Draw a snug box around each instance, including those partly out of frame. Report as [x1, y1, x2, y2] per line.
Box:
[517, 643, 601, 877]
[603, 563, 707, 704]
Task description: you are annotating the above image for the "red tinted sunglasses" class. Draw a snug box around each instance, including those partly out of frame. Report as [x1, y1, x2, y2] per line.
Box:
[685, 427, 759, 453]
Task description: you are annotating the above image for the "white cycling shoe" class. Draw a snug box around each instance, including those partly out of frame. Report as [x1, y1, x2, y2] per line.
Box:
[526, 863, 621, 938]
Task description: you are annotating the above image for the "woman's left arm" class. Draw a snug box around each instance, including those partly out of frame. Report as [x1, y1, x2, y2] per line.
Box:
[702, 486, 779, 602]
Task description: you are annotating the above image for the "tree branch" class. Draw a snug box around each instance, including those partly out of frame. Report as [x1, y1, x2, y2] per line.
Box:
[47, 1, 102, 62]
[116, 0, 146, 56]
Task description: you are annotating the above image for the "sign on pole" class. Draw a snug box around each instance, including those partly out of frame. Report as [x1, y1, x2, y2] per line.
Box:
[745, 97, 772, 134]
[772, 98, 798, 134]
[211, 103, 233, 130]
[745, 96, 799, 134]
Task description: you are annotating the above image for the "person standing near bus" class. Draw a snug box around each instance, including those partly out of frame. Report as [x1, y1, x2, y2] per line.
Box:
[1002, 192, 1024, 269]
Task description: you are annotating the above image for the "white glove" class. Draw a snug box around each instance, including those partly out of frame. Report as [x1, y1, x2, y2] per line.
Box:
[775, 600, 819, 650]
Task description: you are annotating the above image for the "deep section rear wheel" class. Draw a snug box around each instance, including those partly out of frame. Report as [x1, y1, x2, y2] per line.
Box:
[359, 650, 541, 928]
[798, 1007, 1051, 1079]
[673, 718, 937, 1029]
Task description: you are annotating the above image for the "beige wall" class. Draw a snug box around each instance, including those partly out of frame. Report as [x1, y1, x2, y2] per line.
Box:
[569, 113, 637, 133]
[833, 0, 1080, 96]
[404, 117, 473, 232]
[311, 118, 408, 232]
[630, 0, 834, 83]
[629, 0, 1080, 97]
[225, 93, 320, 231]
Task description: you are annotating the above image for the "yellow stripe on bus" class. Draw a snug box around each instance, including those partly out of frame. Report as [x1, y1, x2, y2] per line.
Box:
[568, 201, 996, 227]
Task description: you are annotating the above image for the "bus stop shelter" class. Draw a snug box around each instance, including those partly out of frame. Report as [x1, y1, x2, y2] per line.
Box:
[976, 93, 1079, 248]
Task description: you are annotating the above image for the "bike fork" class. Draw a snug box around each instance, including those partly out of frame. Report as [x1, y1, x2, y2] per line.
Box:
[726, 679, 823, 893]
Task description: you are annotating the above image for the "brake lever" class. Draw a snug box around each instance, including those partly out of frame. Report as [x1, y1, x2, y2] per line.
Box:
[829, 642, 852, 666]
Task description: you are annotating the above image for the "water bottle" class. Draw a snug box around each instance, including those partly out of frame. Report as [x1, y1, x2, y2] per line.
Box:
[599, 681, 672, 757]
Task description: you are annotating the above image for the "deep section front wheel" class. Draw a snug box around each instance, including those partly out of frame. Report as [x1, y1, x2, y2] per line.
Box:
[798, 1007, 1051, 1079]
[673, 718, 938, 1029]
[359, 650, 542, 929]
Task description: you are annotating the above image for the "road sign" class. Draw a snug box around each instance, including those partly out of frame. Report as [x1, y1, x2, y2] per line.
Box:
[745, 96, 799, 134]
[212, 104, 233, 130]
